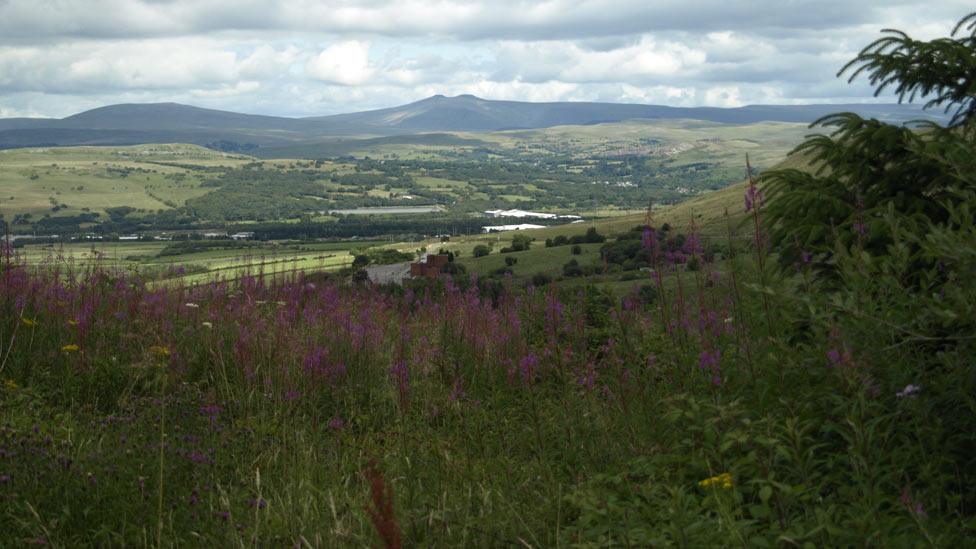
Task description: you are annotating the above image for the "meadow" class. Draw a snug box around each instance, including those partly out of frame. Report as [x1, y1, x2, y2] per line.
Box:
[2, 177, 973, 545]
[12, 239, 395, 286]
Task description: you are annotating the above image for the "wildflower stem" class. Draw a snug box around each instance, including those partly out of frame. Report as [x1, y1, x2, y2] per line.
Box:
[157, 371, 167, 548]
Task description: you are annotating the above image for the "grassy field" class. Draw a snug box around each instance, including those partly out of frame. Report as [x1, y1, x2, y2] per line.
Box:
[0, 145, 254, 219]
[13, 239, 396, 285]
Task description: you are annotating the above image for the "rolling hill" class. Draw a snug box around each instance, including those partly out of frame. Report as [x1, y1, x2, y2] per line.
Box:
[0, 96, 946, 153]
[309, 94, 942, 132]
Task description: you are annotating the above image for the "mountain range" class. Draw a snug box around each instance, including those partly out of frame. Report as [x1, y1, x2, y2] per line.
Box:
[0, 94, 945, 154]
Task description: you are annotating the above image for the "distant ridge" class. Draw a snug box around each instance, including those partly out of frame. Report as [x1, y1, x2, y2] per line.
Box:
[0, 95, 945, 152]
[308, 94, 942, 132]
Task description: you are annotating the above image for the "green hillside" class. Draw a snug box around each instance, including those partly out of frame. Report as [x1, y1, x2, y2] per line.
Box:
[0, 144, 251, 221]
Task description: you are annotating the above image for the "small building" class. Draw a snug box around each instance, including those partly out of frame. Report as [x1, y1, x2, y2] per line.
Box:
[230, 232, 255, 240]
[410, 254, 450, 279]
[482, 224, 546, 233]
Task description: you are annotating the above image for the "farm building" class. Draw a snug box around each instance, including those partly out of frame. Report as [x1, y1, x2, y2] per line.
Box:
[410, 254, 450, 279]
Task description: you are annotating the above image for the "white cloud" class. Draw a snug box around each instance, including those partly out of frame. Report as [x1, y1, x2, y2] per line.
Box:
[704, 86, 743, 107]
[306, 40, 374, 85]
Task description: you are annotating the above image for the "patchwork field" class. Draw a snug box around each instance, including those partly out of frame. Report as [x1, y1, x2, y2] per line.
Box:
[14, 239, 393, 285]
[1, 120, 809, 235]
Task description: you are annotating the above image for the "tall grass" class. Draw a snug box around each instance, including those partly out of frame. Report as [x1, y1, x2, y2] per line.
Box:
[0, 191, 973, 546]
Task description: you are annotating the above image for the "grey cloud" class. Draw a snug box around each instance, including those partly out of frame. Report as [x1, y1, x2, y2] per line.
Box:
[1, 0, 964, 43]
[0, 1, 972, 117]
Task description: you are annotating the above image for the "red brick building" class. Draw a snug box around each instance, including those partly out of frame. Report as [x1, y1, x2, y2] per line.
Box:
[410, 254, 450, 279]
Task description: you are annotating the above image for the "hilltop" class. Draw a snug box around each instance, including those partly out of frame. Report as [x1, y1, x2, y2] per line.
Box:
[0, 96, 944, 152]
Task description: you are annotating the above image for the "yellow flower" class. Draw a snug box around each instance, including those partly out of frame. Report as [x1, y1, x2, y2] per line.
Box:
[698, 472, 733, 489]
[62, 344, 80, 353]
[68, 319, 78, 326]
[21, 318, 37, 328]
[4, 379, 18, 390]
[148, 345, 171, 359]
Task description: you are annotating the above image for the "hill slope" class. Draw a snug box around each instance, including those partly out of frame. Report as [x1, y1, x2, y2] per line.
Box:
[308, 94, 944, 132]
[0, 97, 945, 151]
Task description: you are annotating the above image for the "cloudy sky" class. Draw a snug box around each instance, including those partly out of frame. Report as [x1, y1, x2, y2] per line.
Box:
[0, 0, 970, 118]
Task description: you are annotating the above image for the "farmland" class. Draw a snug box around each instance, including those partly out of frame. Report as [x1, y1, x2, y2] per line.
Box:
[14, 239, 393, 285]
[0, 120, 809, 238]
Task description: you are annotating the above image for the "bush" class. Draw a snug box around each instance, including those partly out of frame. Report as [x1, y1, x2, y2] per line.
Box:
[505, 256, 518, 266]
[440, 262, 467, 275]
[472, 245, 490, 257]
[530, 273, 552, 286]
[583, 227, 606, 243]
[510, 233, 533, 252]
[571, 244, 582, 255]
[351, 268, 369, 283]
[562, 259, 582, 277]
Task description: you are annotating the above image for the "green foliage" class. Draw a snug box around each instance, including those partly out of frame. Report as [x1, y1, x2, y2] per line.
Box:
[840, 12, 976, 126]
[366, 249, 414, 265]
[563, 258, 582, 277]
[582, 227, 606, 243]
[472, 244, 490, 258]
[762, 12, 976, 275]
[501, 233, 533, 253]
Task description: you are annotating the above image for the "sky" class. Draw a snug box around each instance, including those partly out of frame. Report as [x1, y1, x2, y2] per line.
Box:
[0, 0, 971, 118]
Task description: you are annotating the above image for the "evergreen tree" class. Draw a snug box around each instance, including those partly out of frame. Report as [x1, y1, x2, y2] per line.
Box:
[761, 12, 976, 278]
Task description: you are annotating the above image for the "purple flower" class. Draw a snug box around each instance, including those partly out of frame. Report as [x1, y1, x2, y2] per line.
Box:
[641, 227, 658, 252]
[390, 360, 410, 406]
[519, 352, 540, 385]
[328, 415, 345, 431]
[448, 379, 466, 403]
[900, 488, 927, 519]
[698, 349, 720, 371]
[827, 349, 842, 366]
[744, 183, 764, 213]
[200, 404, 221, 429]
[190, 450, 210, 465]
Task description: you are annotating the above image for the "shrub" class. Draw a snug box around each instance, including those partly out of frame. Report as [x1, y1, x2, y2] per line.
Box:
[530, 273, 552, 286]
[583, 227, 606, 243]
[562, 259, 582, 277]
[472, 245, 490, 257]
